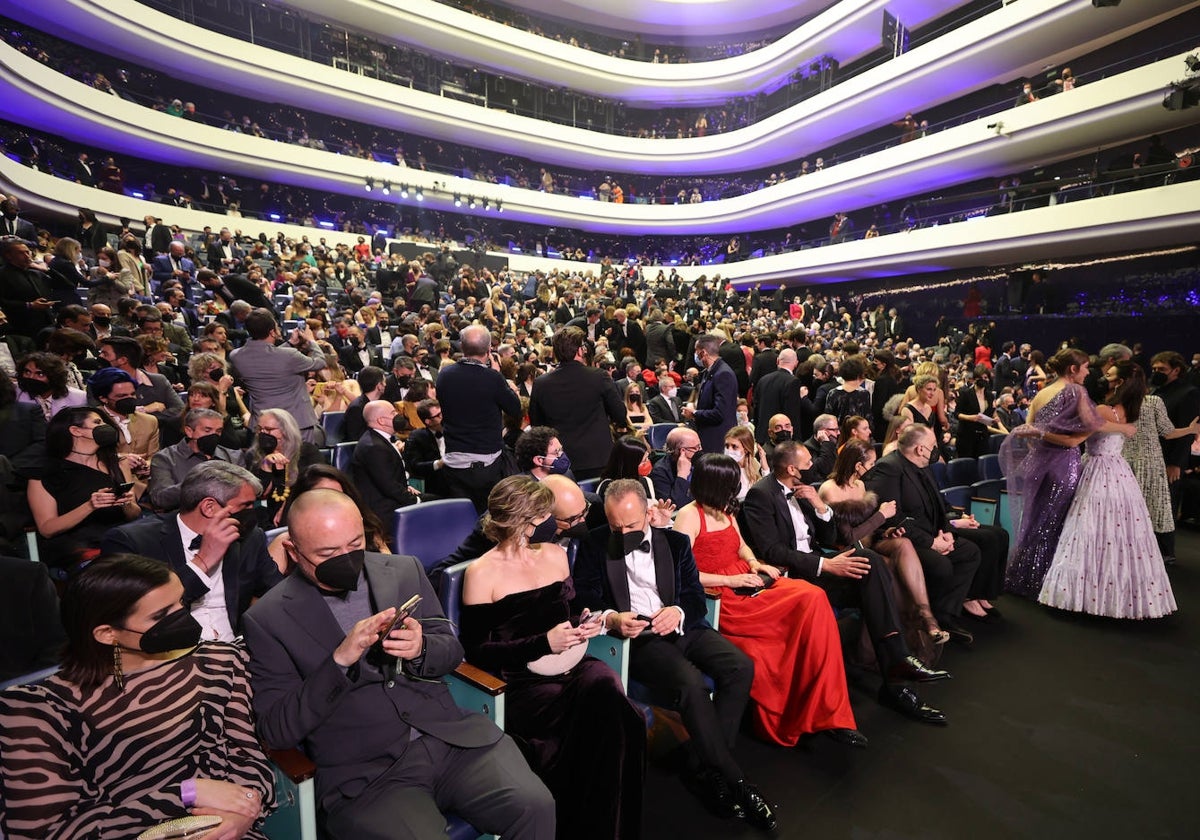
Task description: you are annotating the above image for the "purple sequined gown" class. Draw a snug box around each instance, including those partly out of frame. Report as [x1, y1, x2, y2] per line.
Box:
[1000, 384, 1103, 598]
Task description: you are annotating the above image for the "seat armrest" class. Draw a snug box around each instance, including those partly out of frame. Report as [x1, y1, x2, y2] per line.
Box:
[266, 746, 316, 784]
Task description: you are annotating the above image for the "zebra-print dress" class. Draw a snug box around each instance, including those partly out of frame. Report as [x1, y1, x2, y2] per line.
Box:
[0, 642, 274, 840]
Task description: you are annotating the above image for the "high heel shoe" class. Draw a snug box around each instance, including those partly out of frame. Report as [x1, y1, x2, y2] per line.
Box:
[917, 605, 950, 645]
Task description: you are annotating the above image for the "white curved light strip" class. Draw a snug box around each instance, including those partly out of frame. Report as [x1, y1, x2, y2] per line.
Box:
[2, 39, 1194, 237]
[4, 152, 1196, 289]
[484, 0, 826, 38]
[2, 0, 1193, 175]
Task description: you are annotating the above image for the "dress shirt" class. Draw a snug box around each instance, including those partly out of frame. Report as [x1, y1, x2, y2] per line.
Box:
[178, 518, 236, 642]
[622, 528, 685, 632]
[776, 478, 833, 573]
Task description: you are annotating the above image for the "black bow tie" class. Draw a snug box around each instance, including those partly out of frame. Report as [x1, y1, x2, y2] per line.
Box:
[633, 540, 650, 554]
[189, 535, 203, 551]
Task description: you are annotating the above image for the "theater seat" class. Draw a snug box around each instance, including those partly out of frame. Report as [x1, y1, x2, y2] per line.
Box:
[978, 453, 1003, 480]
[393, 499, 480, 574]
[647, 423, 676, 451]
[320, 411, 346, 446]
[940, 485, 973, 512]
[577, 477, 602, 495]
[971, 479, 1004, 501]
[931, 460, 948, 489]
[945, 457, 978, 488]
[332, 442, 356, 472]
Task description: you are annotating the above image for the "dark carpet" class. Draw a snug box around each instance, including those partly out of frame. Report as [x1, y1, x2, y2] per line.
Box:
[640, 529, 1200, 839]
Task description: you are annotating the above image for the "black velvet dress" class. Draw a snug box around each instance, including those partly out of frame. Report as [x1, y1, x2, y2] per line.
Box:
[461, 578, 646, 840]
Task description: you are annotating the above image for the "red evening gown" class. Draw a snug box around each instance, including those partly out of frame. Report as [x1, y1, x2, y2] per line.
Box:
[691, 514, 857, 745]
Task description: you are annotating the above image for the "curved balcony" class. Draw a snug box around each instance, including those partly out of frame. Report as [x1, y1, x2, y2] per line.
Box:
[2, 0, 1191, 171]
[2, 34, 1194, 238]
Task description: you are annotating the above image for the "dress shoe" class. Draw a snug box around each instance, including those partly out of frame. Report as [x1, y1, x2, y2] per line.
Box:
[684, 768, 743, 820]
[942, 620, 975, 647]
[984, 605, 1005, 620]
[821, 727, 869, 748]
[878, 685, 948, 726]
[733, 780, 778, 833]
[887, 655, 952, 683]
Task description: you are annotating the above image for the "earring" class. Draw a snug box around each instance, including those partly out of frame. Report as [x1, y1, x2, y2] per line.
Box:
[112, 645, 124, 690]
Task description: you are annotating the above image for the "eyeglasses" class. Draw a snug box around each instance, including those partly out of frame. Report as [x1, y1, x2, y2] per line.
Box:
[556, 509, 588, 526]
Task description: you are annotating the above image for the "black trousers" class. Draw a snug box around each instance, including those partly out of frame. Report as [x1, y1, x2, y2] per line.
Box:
[954, 524, 1010, 600]
[812, 547, 907, 671]
[629, 626, 753, 783]
[914, 538, 980, 625]
[443, 457, 512, 513]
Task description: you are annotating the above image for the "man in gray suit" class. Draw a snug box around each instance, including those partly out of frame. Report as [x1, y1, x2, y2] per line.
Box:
[229, 308, 326, 443]
[243, 490, 554, 839]
[644, 309, 677, 368]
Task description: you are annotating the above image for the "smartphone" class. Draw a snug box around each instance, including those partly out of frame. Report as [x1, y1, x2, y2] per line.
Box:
[379, 594, 422, 640]
[898, 516, 915, 529]
[115, 481, 135, 496]
[576, 609, 605, 628]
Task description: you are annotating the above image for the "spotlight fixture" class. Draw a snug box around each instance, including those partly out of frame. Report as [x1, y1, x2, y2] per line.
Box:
[454, 194, 463, 207]
[364, 177, 374, 193]
[399, 183, 409, 198]
[381, 181, 390, 196]
[1186, 54, 1200, 73]
[495, 200, 503, 213]
[483, 199, 491, 211]
[468, 196, 478, 209]
[416, 187, 425, 201]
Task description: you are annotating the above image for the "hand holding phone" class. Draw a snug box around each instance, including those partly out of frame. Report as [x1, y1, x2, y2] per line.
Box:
[379, 594, 422, 642]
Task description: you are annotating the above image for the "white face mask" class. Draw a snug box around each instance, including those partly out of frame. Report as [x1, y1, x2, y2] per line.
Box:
[98, 258, 111, 268]
[724, 448, 744, 464]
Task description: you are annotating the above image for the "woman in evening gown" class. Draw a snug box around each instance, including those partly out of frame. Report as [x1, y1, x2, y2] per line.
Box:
[673, 454, 858, 747]
[460, 475, 645, 840]
[1000, 348, 1134, 598]
[1039, 365, 1184, 619]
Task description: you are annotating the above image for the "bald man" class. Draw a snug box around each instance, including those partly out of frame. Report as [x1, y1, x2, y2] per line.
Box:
[243, 490, 554, 838]
[651, 427, 702, 508]
[349, 399, 419, 532]
[751, 348, 807, 444]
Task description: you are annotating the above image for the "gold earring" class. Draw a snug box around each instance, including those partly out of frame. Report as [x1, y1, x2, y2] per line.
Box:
[112, 645, 124, 690]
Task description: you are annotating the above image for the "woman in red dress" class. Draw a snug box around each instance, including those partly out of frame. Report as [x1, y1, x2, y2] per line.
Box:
[673, 454, 861, 747]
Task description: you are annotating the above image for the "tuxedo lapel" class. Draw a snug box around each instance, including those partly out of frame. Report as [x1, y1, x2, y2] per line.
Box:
[604, 539, 633, 612]
[773, 486, 798, 546]
[650, 528, 676, 608]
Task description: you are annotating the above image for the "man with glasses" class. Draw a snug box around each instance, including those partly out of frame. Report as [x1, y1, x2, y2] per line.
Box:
[403, 398, 451, 498]
[865, 425, 981, 645]
[801, 413, 840, 483]
[514, 426, 573, 482]
[650, 427, 702, 509]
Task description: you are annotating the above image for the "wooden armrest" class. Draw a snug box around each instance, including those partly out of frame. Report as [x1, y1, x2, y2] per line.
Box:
[266, 746, 316, 783]
[970, 497, 996, 504]
[703, 588, 722, 600]
[454, 662, 506, 696]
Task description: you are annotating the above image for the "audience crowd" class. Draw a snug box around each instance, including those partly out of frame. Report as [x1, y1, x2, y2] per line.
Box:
[1, 191, 1198, 838]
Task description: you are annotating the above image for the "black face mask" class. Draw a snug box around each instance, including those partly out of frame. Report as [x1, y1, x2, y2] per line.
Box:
[771, 429, 792, 443]
[91, 424, 120, 449]
[20, 378, 51, 396]
[195, 433, 221, 457]
[121, 608, 203, 654]
[314, 549, 366, 592]
[231, 507, 259, 539]
[395, 375, 412, 387]
[558, 520, 589, 541]
[94, 317, 112, 328]
[208, 369, 225, 383]
[257, 432, 278, 454]
[610, 528, 647, 556]
[1149, 371, 1168, 388]
[528, 514, 558, 544]
[113, 397, 138, 416]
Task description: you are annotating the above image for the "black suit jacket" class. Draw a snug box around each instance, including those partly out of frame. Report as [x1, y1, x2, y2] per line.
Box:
[1, 216, 37, 245]
[751, 368, 804, 444]
[863, 451, 950, 551]
[605, 322, 646, 365]
[350, 430, 416, 529]
[749, 349, 778, 389]
[647, 393, 682, 425]
[336, 343, 381, 374]
[207, 239, 244, 271]
[0, 555, 66, 681]
[221, 273, 273, 310]
[101, 514, 282, 634]
[0, 265, 55, 338]
[242, 553, 500, 809]
[692, 359, 738, 453]
[528, 361, 626, 473]
[572, 526, 709, 633]
[717, 341, 751, 397]
[741, 475, 837, 578]
[403, 427, 451, 497]
[342, 394, 369, 443]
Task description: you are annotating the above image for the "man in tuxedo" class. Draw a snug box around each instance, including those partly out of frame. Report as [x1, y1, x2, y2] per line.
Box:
[242, 489, 554, 838]
[741, 442, 949, 724]
[102, 461, 282, 639]
[683, 334, 737, 454]
[647, 374, 684, 425]
[528, 326, 626, 481]
[73, 152, 96, 187]
[0, 200, 37, 246]
[142, 214, 173, 258]
[206, 227, 244, 271]
[151, 241, 196, 289]
[403, 398, 452, 498]
[0, 239, 56, 338]
[566, 307, 605, 345]
[350, 400, 420, 532]
[751, 349, 806, 445]
[554, 293, 578, 326]
[864, 426, 983, 640]
[572, 480, 775, 832]
[748, 333, 778, 391]
[992, 342, 1021, 392]
[883, 308, 905, 340]
[336, 326, 381, 374]
[343, 366, 386, 443]
[605, 308, 646, 365]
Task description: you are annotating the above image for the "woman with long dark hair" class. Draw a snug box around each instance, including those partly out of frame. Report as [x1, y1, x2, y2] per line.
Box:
[0, 554, 274, 839]
[27, 407, 139, 568]
[598, 434, 656, 499]
[673, 454, 860, 747]
[1038, 363, 1191, 618]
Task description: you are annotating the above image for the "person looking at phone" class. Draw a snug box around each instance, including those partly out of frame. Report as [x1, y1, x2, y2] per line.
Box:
[460, 475, 646, 839]
[243, 489, 554, 839]
[573, 480, 777, 833]
[102, 461, 282, 641]
[27, 406, 140, 570]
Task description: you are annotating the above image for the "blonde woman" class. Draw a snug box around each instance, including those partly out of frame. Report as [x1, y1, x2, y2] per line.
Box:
[723, 425, 767, 501]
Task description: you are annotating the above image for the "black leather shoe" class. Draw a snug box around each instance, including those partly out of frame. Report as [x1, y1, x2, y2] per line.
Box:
[878, 685, 948, 726]
[821, 727, 869, 748]
[685, 768, 743, 820]
[942, 620, 975, 647]
[733, 780, 778, 833]
[887, 655, 952, 683]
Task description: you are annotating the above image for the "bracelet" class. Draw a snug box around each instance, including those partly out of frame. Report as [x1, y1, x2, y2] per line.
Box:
[180, 777, 197, 809]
